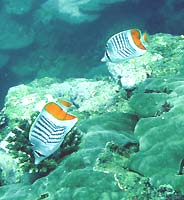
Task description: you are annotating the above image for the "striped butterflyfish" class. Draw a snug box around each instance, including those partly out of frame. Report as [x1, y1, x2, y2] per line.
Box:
[101, 29, 148, 63]
[29, 99, 78, 164]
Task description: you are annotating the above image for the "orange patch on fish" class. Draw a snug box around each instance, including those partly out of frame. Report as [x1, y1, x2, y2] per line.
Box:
[131, 29, 146, 50]
[59, 100, 72, 107]
[65, 113, 77, 120]
[143, 32, 148, 42]
[45, 102, 67, 120]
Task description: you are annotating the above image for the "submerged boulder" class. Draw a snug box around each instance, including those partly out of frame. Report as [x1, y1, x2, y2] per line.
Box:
[36, 0, 126, 24]
[2, 0, 34, 15]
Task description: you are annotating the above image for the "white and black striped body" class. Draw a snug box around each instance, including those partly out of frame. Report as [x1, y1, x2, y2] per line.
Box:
[29, 103, 78, 164]
[101, 29, 147, 63]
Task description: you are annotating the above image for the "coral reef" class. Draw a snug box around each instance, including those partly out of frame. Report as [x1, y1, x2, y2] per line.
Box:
[3, 77, 130, 123]
[0, 112, 137, 199]
[2, 74, 184, 197]
[0, 111, 183, 199]
[0, 77, 131, 183]
[128, 77, 184, 194]
[107, 33, 184, 89]
[0, 150, 21, 185]
[0, 0, 184, 198]
[107, 60, 150, 89]
[94, 141, 184, 199]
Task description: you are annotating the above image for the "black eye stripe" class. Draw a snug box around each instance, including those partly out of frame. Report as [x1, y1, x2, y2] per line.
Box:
[105, 51, 111, 61]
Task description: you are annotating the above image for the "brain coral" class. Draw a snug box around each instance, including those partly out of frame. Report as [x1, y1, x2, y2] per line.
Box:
[128, 77, 184, 194]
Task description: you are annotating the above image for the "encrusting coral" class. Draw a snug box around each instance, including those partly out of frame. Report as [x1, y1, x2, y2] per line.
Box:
[128, 78, 184, 194]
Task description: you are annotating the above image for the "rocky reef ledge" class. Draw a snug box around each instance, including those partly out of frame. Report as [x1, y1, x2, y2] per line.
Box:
[1, 75, 184, 199]
[0, 33, 184, 199]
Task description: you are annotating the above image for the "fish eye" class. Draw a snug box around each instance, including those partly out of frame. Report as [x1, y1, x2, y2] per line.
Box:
[34, 150, 45, 157]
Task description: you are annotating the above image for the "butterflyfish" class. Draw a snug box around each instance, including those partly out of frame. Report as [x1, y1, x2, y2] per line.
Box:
[29, 100, 78, 164]
[101, 29, 148, 63]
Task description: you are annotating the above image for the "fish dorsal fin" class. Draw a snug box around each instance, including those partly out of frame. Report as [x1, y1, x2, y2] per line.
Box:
[58, 99, 72, 108]
[131, 29, 146, 50]
[45, 102, 76, 120]
[143, 32, 148, 42]
[56, 99, 72, 112]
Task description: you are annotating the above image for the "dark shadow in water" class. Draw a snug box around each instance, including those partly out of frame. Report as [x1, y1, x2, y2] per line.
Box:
[0, 65, 20, 110]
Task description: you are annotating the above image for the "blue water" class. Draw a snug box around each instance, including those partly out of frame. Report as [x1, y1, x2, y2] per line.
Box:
[0, 0, 183, 109]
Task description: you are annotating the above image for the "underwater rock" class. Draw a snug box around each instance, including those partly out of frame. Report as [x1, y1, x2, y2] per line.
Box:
[2, 0, 34, 15]
[93, 141, 183, 199]
[0, 13, 34, 50]
[36, 0, 126, 24]
[107, 61, 150, 89]
[129, 92, 169, 118]
[0, 150, 22, 185]
[3, 77, 129, 123]
[107, 33, 184, 89]
[128, 77, 184, 194]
